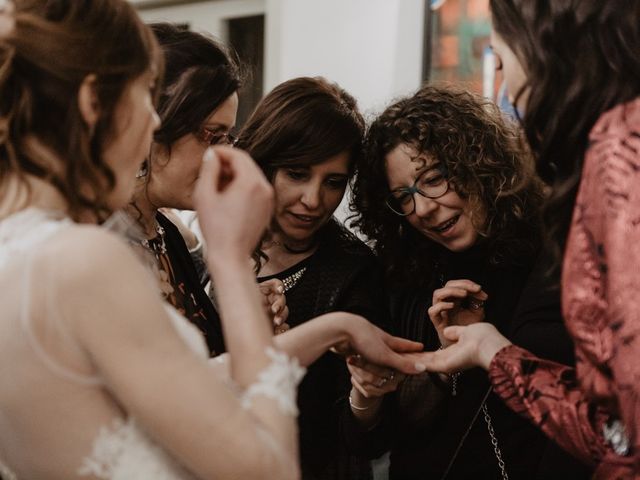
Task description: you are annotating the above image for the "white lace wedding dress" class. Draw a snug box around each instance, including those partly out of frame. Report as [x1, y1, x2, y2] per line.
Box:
[0, 208, 305, 479]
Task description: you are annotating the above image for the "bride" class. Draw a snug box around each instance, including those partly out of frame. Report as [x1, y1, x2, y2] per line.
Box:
[0, 1, 425, 479]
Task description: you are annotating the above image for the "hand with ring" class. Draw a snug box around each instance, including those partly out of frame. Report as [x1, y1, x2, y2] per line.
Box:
[347, 354, 405, 412]
[428, 279, 488, 348]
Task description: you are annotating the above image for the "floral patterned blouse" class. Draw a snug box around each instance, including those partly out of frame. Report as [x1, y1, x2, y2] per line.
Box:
[489, 97, 640, 479]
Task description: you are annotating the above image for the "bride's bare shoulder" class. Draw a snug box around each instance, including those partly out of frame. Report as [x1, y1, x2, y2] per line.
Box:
[42, 224, 150, 287]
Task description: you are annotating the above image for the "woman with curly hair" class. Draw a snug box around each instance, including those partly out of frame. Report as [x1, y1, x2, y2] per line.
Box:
[342, 85, 590, 479]
[408, 1, 640, 478]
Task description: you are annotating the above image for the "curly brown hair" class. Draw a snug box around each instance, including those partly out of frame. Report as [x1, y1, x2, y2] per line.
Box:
[349, 84, 544, 288]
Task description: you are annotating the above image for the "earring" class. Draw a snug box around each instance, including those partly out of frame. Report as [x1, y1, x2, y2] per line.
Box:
[136, 161, 148, 179]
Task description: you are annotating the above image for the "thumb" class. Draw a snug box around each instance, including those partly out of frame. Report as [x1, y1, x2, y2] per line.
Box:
[443, 325, 464, 343]
[386, 351, 428, 375]
[386, 334, 424, 353]
[195, 148, 221, 202]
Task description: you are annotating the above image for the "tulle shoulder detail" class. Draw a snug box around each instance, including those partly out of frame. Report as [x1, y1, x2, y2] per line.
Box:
[78, 418, 196, 480]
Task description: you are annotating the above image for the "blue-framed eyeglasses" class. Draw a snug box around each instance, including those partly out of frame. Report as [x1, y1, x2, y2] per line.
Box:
[386, 164, 449, 216]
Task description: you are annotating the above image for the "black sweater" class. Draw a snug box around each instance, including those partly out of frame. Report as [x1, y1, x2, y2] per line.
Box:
[343, 246, 592, 480]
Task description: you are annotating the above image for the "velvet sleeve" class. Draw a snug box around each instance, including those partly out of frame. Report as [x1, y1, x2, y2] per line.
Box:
[489, 345, 609, 466]
[593, 107, 640, 465]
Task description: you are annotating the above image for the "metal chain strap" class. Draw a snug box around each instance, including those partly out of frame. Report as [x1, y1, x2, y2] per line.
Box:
[450, 371, 460, 396]
[481, 403, 509, 480]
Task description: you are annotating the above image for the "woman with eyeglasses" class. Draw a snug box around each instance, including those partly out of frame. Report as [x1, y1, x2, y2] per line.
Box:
[0, 2, 430, 477]
[127, 23, 286, 355]
[234, 76, 390, 480]
[342, 85, 590, 479]
[401, 1, 640, 478]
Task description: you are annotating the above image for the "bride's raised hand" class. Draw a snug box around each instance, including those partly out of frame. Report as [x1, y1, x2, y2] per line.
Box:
[194, 146, 273, 263]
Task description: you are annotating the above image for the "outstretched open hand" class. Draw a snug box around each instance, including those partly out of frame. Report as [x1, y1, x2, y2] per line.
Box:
[405, 323, 512, 373]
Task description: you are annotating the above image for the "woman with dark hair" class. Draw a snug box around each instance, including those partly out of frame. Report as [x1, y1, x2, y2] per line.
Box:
[0, 2, 429, 477]
[343, 85, 589, 479]
[235, 76, 387, 480]
[410, 1, 640, 478]
[128, 23, 286, 355]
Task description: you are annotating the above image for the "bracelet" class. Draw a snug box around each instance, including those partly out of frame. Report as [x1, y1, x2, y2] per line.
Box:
[349, 394, 372, 411]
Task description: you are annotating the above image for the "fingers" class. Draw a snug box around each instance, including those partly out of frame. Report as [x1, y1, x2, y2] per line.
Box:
[350, 376, 385, 399]
[383, 334, 424, 353]
[259, 278, 285, 296]
[442, 279, 483, 292]
[427, 301, 455, 321]
[274, 322, 290, 335]
[443, 325, 464, 343]
[260, 279, 287, 326]
[432, 280, 488, 304]
[194, 148, 222, 208]
[403, 350, 451, 374]
[269, 294, 287, 315]
[348, 361, 403, 397]
[273, 305, 289, 326]
[350, 375, 389, 399]
[348, 355, 394, 378]
[383, 351, 427, 375]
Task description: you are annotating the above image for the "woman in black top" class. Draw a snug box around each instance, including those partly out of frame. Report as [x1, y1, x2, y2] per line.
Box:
[127, 23, 286, 355]
[236, 76, 387, 480]
[343, 85, 591, 479]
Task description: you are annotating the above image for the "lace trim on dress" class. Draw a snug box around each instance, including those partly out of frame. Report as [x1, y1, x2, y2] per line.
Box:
[240, 347, 306, 416]
[78, 418, 195, 480]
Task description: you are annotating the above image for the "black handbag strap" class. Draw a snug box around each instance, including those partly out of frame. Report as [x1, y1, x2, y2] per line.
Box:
[439, 386, 493, 480]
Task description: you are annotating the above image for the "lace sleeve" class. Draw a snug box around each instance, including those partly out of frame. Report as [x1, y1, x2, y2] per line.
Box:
[240, 347, 306, 415]
[209, 348, 306, 416]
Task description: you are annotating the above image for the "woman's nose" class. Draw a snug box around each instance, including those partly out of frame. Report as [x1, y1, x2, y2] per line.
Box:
[412, 193, 438, 218]
[300, 184, 321, 210]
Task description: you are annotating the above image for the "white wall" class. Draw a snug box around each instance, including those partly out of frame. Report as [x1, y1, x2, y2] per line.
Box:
[135, 0, 424, 117]
[136, 0, 265, 40]
[264, 0, 424, 117]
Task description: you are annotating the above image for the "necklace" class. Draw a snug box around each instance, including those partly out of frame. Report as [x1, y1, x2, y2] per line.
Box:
[281, 266, 307, 292]
[140, 223, 167, 258]
[282, 242, 316, 254]
[269, 238, 317, 255]
[139, 222, 174, 298]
